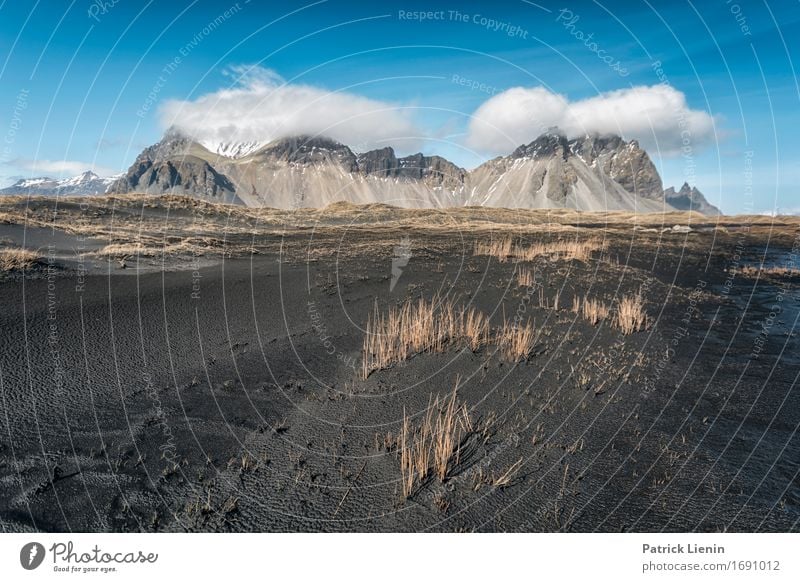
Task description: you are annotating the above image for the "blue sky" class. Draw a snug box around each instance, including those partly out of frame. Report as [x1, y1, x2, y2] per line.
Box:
[0, 0, 798, 214]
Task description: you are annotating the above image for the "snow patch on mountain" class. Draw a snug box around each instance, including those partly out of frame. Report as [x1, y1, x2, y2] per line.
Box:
[0, 171, 120, 196]
[200, 140, 269, 159]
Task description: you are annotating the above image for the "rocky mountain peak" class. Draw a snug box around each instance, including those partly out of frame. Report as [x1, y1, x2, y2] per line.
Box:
[664, 182, 721, 215]
[511, 131, 571, 160]
[355, 148, 466, 191]
[258, 135, 358, 171]
[569, 133, 663, 200]
[356, 147, 398, 177]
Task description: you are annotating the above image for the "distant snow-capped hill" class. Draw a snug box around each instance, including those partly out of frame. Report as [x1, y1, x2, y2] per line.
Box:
[0, 171, 119, 196]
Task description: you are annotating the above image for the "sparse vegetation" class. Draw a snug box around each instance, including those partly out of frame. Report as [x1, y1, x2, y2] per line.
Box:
[496, 318, 536, 362]
[398, 384, 474, 498]
[474, 237, 514, 262]
[361, 297, 489, 378]
[0, 248, 40, 270]
[95, 243, 159, 257]
[740, 264, 798, 278]
[475, 236, 604, 263]
[517, 267, 537, 287]
[572, 295, 611, 325]
[362, 297, 538, 377]
[490, 458, 524, 489]
[94, 238, 223, 258]
[615, 291, 648, 335]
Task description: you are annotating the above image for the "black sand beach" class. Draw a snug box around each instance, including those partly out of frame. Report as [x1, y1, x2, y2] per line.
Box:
[0, 196, 798, 532]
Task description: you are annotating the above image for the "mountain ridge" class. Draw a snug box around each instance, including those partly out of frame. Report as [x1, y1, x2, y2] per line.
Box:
[107, 129, 685, 212]
[664, 182, 721, 216]
[3, 131, 720, 215]
[0, 171, 118, 196]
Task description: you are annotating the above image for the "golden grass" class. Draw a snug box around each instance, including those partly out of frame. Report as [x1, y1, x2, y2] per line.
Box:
[475, 236, 604, 263]
[399, 384, 473, 498]
[572, 295, 611, 325]
[95, 243, 158, 257]
[615, 291, 648, 335]
[464, 308, 491, 352]
[536, 287, 561, 310]
[740, 264, 798, 277]
[362, 298, 538, 377]
[0, 248, 40, 270]
[517, 267, 537, 287]
[474, 237, 514, 262]
[497, 318, 536, 362]
[94, 237, 227, 259]
[515, 239, 605, 262]
[361, 297, 490, 378]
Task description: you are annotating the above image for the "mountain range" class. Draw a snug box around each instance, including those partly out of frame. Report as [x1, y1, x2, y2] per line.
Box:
[0, 171, 118, 196]
[664, 182, 721, 215]
[1, 131, 722, 215]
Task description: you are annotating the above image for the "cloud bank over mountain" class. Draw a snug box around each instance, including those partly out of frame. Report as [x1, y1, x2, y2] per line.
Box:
[160, 65, 716, 162]
[159, 65, 422, 154]
[465, 84, 716, 157]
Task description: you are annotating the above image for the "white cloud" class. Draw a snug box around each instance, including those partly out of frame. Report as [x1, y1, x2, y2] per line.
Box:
[7, 158, 117, 177]
[465, 84, 716, 157]
[160, 65, 422, 152]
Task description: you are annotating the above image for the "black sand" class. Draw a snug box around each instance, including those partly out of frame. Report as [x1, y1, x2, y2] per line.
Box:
[0, 200, 798, 532]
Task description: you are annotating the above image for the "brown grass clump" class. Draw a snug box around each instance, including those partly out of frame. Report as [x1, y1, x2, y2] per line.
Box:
[497, 318, 535, 362]
[514, 239, 605, 262]
[572, 295, 610, 325]
[363, 298, 539, 377]
[615, 291, 648, 334]
[474, 237, 514, 262]
[463, 308, 491, 352]
[361, 297, 489, 378]
[0, 248, 40, 270]
[517, 267, 537, 287]
[399, 384, 473, 498]
[475, 236, 604, 263]
[95, 243, 158, 257]
[740, 264, 798, 278]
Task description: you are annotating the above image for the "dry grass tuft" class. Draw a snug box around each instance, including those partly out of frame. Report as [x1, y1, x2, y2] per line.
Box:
[95, 243, 158, 257]
[497, 318, 535, 362]
[463, 308, 491, 352]
[474, 237, 514, 262]
[490, 458, 524, 489]
[515, 239, 605, 262]
[740, 264, 798, 278]
[0, 248, 40, 270]
[363, 298, 539, 377]
[475, 236, 604, 263]
[399, 383, 474, 498]
[615, 291, 648, 335]
[516, 267, 537, 287]
[361, 297, 489, 378]
[572, 295, 611, 325]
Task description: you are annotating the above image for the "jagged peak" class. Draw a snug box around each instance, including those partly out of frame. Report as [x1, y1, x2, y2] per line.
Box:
[511, 131, 570, 160]
[263, 134, 350, 151]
